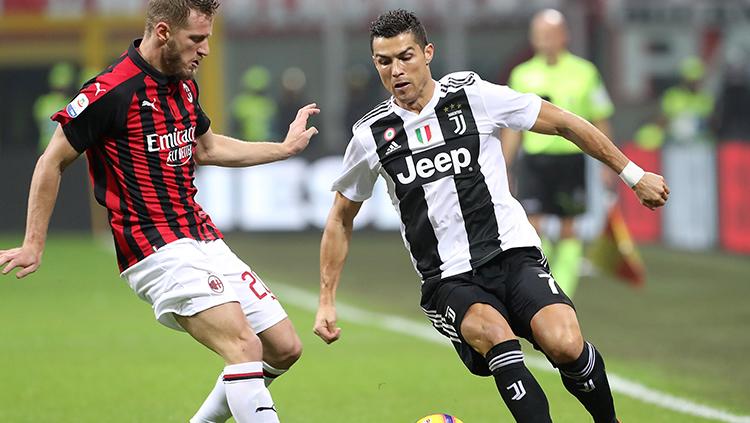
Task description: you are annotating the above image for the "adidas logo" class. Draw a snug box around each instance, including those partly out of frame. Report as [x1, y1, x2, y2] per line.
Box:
[385, 141, 401, 155]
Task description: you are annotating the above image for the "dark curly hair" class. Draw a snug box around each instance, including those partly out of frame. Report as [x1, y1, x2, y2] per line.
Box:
[146, 0, 221, 33]
[369, 9, 428, 52]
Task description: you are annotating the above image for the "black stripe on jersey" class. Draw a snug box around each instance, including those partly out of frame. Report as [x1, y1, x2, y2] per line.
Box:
[138, 82, 188, 241]
[371, 113, 442, 279]
[435, 89, 501, 265]
[113, 77, 167, 253]
[88, 143, 143, 267]
[161, 85, 202, 240]
[353, 99, 391, 131]
[441, 74, 476, 92]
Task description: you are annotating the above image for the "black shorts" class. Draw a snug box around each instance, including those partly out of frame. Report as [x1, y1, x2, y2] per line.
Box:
[516, 153, 587, 216]
[420, 247, 574, 376]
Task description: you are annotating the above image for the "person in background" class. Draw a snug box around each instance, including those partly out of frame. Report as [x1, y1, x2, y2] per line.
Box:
[232, 65, 278, 141]
[501, 9, 615, 298]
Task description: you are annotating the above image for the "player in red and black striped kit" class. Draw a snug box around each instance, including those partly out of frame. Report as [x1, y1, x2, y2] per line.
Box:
[0, 1, 318, 422]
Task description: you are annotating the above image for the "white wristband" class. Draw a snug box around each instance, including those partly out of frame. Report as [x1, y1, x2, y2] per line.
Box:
[619, 161, 645, 188]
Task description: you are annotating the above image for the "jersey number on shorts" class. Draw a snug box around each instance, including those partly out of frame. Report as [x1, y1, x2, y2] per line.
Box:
[242, 271, 277, 300]
[538, 272, 560, 295]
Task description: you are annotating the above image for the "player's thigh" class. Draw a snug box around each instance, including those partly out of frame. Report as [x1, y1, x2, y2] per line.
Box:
[529, 303, 583, 363]
[174, 301, 260, 356]
[121, 239, 244, 332]
[460, 303, 516, 356]
[257, 318, 302, 366]
[504, 248, 575, 343]
[421, 274, 512, 375]
[206, 240, 289, 334]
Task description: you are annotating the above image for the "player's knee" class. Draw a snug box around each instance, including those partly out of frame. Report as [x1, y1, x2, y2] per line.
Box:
[275, 336, 303, 368]
[543, 329, 583, 364]
[226, 327, 263, 362]
[461, 304, 515, 356]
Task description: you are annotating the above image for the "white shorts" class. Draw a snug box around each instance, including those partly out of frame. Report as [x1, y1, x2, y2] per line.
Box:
[121, 238, 287, 333]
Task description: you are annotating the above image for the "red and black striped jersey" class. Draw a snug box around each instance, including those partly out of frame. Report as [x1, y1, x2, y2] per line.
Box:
[52, 39, 222, 272]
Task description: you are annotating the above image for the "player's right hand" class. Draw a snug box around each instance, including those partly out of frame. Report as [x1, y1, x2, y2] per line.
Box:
[282, 103, 320, 156]
[313, 304, 342, 344]
[633, 172, 670, 210]
[0, 247, 42, 279]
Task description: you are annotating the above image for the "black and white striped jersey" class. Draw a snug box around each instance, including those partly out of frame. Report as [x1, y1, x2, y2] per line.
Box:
[332, 71, 542, 282]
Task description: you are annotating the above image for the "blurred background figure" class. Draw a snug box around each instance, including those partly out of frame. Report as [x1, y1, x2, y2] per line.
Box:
[231, 65, 277, 141]
[276, 66, 310, 145]
[344, 64, 374, 130]
[502, 9, 614, 298]
[33, 62, 75, 153]
[713, 47, 750, 142]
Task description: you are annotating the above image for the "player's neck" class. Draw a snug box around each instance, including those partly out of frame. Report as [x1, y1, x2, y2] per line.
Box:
[138, 35, 169, 76]
[395, 79, 436, 114]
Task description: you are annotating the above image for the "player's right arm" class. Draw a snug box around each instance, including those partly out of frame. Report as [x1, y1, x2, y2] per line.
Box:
[0, 125, 80, 278]
[314, 192, 363, 344]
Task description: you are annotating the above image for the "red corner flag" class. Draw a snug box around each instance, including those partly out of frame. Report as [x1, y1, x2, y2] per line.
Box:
[588, 204, 646, 287]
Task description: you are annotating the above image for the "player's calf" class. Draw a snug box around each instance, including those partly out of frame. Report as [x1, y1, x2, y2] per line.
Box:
[486, 339, 552, 422]
[557, 342, 617, 423]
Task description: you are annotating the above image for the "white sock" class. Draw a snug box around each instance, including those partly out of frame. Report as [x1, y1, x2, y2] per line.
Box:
[262, 362, 288, 387]
[189, 372, 231, 423]
[223, 362, 279, 423]
[189, 361, 288, 422]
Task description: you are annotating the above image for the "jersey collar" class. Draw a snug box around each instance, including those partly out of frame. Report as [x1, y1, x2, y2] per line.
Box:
[390, 79, 441, 119]
[128, 38, 178, 85]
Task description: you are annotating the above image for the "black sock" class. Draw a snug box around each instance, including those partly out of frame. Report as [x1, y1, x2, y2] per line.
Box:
[558, 342, 617, 423]
[486, 339, 552, 423]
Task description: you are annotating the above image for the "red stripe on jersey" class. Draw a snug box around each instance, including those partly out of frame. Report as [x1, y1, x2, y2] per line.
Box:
[142, 78, 191, 241]
[163, 86, 204, 240]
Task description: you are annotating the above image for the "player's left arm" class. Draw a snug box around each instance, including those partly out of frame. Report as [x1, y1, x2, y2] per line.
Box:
[531, 100, 669, 209]
[195, 103, 319, 167]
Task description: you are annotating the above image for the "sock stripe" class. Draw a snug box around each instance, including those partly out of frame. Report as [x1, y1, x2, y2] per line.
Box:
[561, 342, 595, 380]
[488, 351, 525, 372]
[223, 371, 264, 382]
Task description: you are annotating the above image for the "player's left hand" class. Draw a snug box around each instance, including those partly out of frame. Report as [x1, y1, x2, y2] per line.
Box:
[633, 172, 670, 210]
[282, 103, 320, 156]
[0, 246, 42, 279]
[313, 304, 342, 344]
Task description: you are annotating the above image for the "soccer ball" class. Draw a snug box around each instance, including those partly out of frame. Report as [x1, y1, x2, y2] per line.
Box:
[415, 414, 464, 423]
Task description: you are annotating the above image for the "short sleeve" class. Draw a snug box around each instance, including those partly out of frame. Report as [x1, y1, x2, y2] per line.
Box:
[330, 134, 378, 202]
[586, 72, 614, 121]
[478, 78, 542, 131]
[51, 88, 118, 153]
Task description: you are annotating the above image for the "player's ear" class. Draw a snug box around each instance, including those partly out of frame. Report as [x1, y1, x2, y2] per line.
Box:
[424, 43, 434, 65]
[154, 21, 171, 43]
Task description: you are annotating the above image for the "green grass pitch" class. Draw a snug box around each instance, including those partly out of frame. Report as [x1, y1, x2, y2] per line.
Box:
[1, 233, 748, 422]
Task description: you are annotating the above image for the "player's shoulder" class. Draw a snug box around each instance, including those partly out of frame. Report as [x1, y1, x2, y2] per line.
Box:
[352, 98, 394, 133]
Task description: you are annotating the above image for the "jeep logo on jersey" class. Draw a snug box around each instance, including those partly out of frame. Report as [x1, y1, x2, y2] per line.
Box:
[208, 275, 224, 293]
[396, 147, 472, 184]
[146, 126, 196, 167]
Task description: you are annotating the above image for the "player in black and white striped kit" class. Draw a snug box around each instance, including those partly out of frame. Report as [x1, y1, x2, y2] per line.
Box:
[314, 9, 669, 423]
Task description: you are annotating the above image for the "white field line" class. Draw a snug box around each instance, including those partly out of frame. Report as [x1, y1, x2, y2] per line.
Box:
[273, 282, 750, 423]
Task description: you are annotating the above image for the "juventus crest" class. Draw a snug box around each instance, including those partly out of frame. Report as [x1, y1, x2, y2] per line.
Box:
[445, 103, 467, 135]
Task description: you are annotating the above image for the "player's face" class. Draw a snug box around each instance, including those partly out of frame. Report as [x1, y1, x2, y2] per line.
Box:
[164, 9, 213, 80]
[372, 32, 434, 108]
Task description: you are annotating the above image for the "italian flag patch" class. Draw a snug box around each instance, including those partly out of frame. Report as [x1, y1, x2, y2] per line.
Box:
[415, 124, 432, 143]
